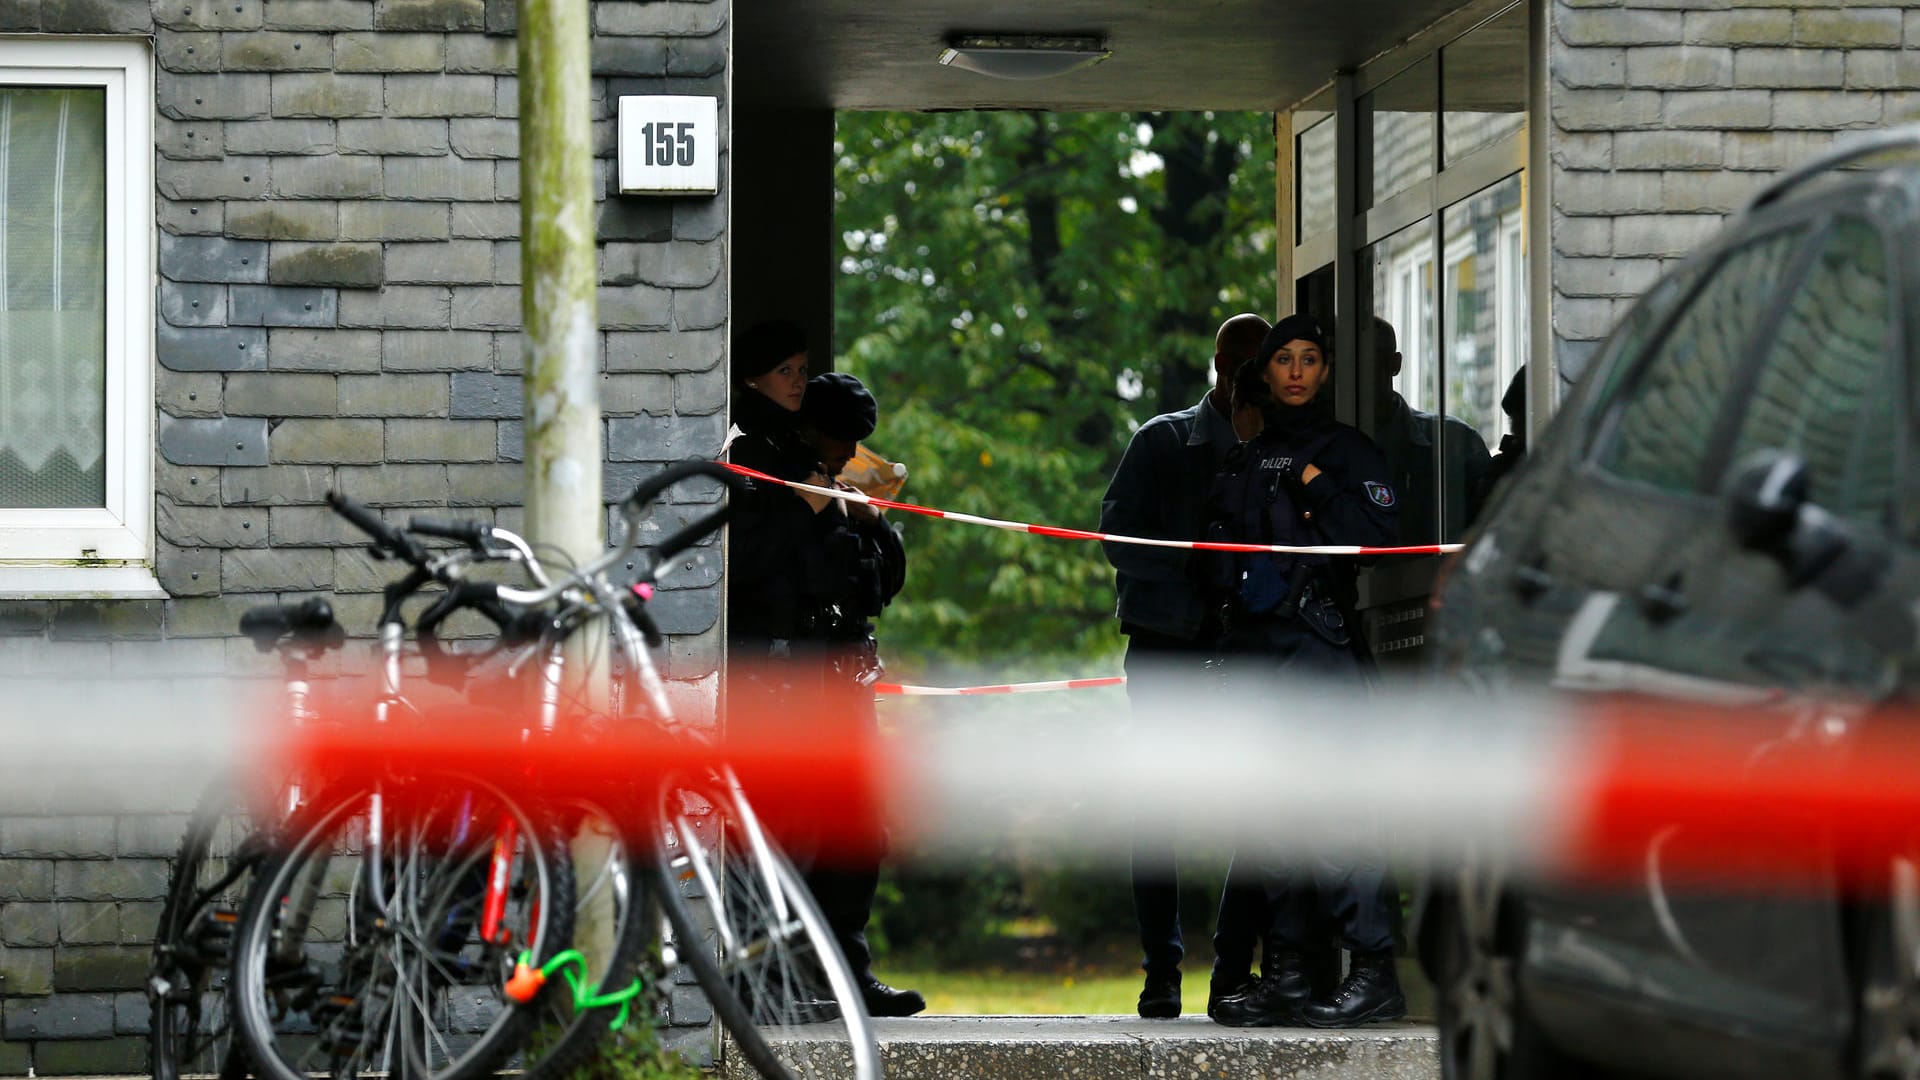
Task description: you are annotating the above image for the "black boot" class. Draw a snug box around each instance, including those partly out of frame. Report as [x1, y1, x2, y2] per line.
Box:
[1205, 970, 1255, 1021]
[1297, 951, 1406, 1028]
[1137, 969, 1181, 1019]
[1209, 950, 1311, 1027]
[861, 978, 927, 1017]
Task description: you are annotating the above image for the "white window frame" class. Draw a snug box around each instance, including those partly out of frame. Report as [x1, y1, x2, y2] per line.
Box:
[0, 38, 160, 598]
[1388, 240, 1435, 413]
[1497, 209, 1525, 410]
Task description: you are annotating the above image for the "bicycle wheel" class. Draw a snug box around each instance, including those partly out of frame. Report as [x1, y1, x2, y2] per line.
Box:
[230, 776, 574, 1080]
[649, 769, 881, 1080]
[521, 798, 654, 1078]
[149, 779, 260, 1080]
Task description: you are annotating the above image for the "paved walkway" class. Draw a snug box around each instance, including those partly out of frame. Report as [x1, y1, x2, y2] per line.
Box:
[725, 1015, 1441, 1079]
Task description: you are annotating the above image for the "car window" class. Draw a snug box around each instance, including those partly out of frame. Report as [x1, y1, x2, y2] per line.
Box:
[1581, 262, 1702, 417]
[1725, 218, 1897, 526]
[1595, 229, 1808, 493]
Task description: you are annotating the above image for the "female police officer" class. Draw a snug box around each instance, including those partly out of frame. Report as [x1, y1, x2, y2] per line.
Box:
[1203, 313, 1406, 1029]
[725, 321, 924, 1017]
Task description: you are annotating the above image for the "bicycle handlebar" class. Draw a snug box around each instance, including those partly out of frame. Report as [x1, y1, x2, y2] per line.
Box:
[622, 460, 748, 567]
[494, 458, 745, 607]
[416, 580, 489, 629]
[409, 515, 491, 547]
[328, 490, 430, 566]
[620, 585, 666, 649]
[328, 459, 739, 645]
[239, 596, 346, 653]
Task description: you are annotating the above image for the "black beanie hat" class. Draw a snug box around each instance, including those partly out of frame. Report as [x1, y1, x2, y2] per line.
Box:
[1258, 312, 1332, 362]
[803, 372, 878, 441]
[733, 320, 807, 382]
[1500, 365, 1527, 421]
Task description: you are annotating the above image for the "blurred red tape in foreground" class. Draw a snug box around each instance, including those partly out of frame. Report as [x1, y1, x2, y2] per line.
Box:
[258, 673, 1920, 891]
[270, 672, 888, 865]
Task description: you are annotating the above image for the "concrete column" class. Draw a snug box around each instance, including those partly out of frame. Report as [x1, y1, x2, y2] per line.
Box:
[1275, 111, 1295, 318]
[518, 0, 604, 693]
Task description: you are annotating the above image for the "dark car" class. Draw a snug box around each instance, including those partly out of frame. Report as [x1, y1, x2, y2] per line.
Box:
[1418, 128, 1920, 1080]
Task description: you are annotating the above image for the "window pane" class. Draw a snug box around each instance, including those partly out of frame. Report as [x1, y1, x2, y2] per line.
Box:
[1597, 230, 1807, 493]
[1442, 3, 1527, 168]
[1728, 219, 1894, 525]
[1297, 116, 1335, 239]
[1361, 220, 1439, 544]
[1439, 174, 1522, 537]
[1361, 55, 1436, 211]
[1443, 177, 1525, 436]
[0, 86, 106, 509]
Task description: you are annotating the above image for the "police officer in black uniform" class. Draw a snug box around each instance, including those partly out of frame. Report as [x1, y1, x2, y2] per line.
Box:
[1203, 313, 1407, 1029]
[725, 322, 924, 1017]
[1100, 313, 1273, 1020]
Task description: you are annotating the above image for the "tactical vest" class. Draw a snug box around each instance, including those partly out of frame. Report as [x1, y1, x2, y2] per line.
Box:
[1201, 428, 1351, 646]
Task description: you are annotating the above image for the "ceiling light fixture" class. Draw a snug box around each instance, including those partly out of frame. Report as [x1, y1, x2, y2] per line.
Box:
[937, 33, 1111, 81]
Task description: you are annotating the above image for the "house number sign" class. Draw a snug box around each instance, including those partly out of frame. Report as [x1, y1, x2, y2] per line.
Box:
[617, 96, 719, 195]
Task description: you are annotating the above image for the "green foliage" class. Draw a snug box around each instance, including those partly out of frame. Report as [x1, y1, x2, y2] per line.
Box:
[871, 854, 1026, 958]
[833, 110, 1277, 669]
[876, 848, 1237, 963]
[549, 1022, 702, 1080]
[1024, 852, 1234, 947]
[1018, 857, 1135, 947]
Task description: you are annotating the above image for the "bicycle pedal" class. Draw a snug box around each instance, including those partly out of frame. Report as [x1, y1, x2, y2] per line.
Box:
[187, 908, 239, 961]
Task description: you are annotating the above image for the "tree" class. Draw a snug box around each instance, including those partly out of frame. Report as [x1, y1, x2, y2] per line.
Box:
[832, 111, 1276, 672]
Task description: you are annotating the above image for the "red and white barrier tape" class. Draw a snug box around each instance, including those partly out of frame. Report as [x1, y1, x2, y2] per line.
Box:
[722, 462, 1464, 557]
[874, 676, 1126, 696]
[9, 661, 1920, 888]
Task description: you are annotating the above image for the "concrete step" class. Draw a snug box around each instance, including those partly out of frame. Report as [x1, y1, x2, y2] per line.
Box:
[723, 1015, 1441, 1079]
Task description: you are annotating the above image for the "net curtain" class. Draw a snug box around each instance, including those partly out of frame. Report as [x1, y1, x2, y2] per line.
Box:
[0, 86, 107, 510]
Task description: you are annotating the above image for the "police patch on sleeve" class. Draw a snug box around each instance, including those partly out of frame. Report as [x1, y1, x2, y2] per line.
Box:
[1365, 481, 1395, 508]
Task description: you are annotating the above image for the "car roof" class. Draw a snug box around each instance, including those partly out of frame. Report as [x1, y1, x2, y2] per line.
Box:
[1740, 124, 1920, 227]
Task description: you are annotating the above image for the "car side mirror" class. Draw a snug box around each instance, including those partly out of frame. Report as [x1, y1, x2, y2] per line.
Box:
[1727, 450, 1808, 556]
[1727, 451, 1884, 608]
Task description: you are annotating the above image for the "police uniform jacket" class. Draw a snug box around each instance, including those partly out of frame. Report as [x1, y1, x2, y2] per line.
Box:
[1099, 390, 1240, 641]
[1372, 392, 1491, 546]
[727, 389, 906, 647]
[1201, 401, 1397, 647]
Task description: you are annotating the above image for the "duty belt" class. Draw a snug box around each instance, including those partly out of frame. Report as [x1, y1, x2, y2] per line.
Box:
[761, 637, 884, 687]
[832, 637, 884, 687]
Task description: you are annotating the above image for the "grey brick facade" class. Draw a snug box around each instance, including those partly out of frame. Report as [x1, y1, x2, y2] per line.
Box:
[1548, 0, 1912, 386]
[0, 0, 726, 1070]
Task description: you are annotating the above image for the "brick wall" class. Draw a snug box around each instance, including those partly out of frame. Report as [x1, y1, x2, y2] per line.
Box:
[1547, 0, 1917, 388]
[0, 0, 728, 1070]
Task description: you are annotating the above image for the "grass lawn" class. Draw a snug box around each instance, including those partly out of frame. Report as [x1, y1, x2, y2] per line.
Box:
[873, 956, 1436, 1018]
[870, 963, 1148, 1015]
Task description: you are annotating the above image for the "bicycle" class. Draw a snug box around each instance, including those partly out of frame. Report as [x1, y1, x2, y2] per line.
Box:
[223, 494, 576, 1080]
[147, 596, 342, 1080]
[399, 459, 883, 1080]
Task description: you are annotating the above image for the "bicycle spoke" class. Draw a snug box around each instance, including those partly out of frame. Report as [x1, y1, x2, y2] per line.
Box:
[392, 940, 459, 1070]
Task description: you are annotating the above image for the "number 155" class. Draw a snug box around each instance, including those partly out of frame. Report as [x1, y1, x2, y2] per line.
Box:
[640, 121, 695, 167]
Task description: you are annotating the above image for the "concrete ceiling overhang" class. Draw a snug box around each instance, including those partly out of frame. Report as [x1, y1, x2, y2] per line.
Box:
[734, 0, 1474, 113]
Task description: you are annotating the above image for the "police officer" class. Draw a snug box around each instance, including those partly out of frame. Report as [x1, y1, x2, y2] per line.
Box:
[1100, 313, 1272, 1019]
[726, 323, 924, 1017]
[1203, 313, 1407, 1029]
[1363, 315, 1493, 546]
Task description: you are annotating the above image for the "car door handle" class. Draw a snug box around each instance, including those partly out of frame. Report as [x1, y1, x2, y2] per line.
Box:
[1637, 573, 1688, 626]
[1512, 555, 1554, 606]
